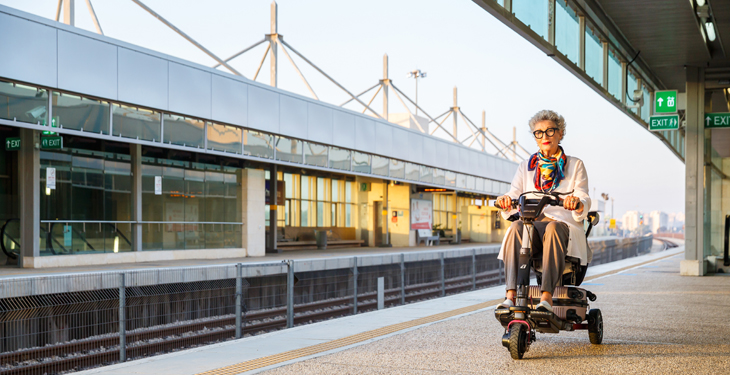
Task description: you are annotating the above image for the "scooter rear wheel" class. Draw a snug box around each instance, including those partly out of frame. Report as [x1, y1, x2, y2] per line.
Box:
[508, 323, 528, 359]
[588, 309, 603, 344]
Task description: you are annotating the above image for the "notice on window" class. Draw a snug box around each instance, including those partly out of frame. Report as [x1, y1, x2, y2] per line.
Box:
[46, 167, 56, 190]
[410, 199, 433, 230]
[155, 176, 162, 195]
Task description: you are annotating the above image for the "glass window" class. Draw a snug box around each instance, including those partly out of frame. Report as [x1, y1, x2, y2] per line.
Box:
[420, 165, 433, 183]
[243, 129, 274, 159]
[0, 80, 48, 124]
[112, 104, 161, 142]
[433, 168, 445, 185]
[301, 175, 313, 200]
[466, 175, 476, 190]
[456, 173, 467, 188]
[389, 159, 405, 179]
[513, 0, 548, 40]
[53, 92, 110, 134]
[304, 141, 328, 167]
[608, 49, 622, 100]
[627, 70, 638, 114]
[276, 136, 303, 164]
[372, 155, 389, 176]
[207, 123, 242, 154]
[329, 147, 351, 170]
[445, 171, 456, 186]
[555, 1, 579, 64]
[475, 177, 485, 192]
[585, 25, 603, 86]
[163, 114, 204, 148]
[405, 163, 420, 181]
[332, 179, 341, 202]
[641, 86, 651, 122]
[352, 152, 371, 174]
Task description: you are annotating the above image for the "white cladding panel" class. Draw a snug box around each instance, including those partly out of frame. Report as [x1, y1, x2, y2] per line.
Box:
[168, 62, 211, 119]
[391, 127, 409, 160]
[279, 94, 307, 139]
[374, 121, 393, 156]
[247, 85, 279, 133]
[448, 143, 460, 171]
[58, 31, 117, 100]
[307, 102, 333, 144]
[408, 131, 423, 163]
[117, 48, 168, 110]
[459, 147, 470, 174]
[354, 116, 375, 153]
[0, 12, 57, 88]
[421, 137, 436, 167]
[211, 74, 247, 127]
[332, 110, 355, 149]
[468, 149, 479, 173]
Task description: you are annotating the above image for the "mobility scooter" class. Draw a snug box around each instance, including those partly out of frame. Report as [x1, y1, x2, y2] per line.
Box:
[493, 191, 603, 359]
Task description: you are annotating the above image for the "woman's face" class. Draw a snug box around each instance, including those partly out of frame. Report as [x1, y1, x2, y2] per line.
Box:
[533, 120, 563, 156]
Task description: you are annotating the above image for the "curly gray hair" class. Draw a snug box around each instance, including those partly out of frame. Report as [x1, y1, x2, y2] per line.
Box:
[528, 110, 566, 138]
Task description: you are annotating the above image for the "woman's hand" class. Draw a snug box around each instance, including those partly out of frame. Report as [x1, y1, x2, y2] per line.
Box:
[563, 195, 583, 213]
[496, 195, 513, 211]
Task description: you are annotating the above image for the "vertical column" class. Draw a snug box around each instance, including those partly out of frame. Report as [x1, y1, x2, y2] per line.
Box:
[267, 164, 278, 253]
[235, 263, 243, 339]
[63, 0, 75, 26]
[119, 273, 126, 362]
[352, 256, 358, 314]
[503, 0, 512, 13]
[400, 253, 405, 305]
[286, 260, 294, 328]
[130, 144, 142, 252]
[270, 1, 278, 88]
[240, 169, 266, 256]
[547, 0, 556, 46]
[19, 128, 40, 268]
[578, 16, 586, 70]
[440, 252, 445, 297]
[681, 66, 707, 276]
[383, 54, 389, 121]
[452, 87, 458, 141]
[382, 181, 391, 246]
[481, 111, 486, 152]
[636, 78, 643, 115]
[620, 62, 627, 105]
[602, 42, 609, 91]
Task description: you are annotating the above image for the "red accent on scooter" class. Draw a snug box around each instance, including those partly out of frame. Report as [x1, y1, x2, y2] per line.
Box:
[573, 323, 588, 330]
[508, 320, 532, 345]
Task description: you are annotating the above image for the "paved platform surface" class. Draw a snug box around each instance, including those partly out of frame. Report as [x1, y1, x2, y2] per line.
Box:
[74, 243, 723, 375]
[0, 242, 499, 279]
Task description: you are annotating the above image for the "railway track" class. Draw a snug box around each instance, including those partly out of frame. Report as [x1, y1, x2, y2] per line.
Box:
[1, 271, 501, 375]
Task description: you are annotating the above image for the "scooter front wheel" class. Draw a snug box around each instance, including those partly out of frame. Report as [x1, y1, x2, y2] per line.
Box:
[588, 309, 603, 344]
[508, 323, 529, 359]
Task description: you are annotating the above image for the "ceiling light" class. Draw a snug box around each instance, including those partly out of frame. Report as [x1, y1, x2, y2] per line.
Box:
[696, 0, 706, 6]
[705, 21, 716, 42]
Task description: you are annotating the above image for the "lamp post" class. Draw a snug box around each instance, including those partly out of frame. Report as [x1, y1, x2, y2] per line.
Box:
[407, 69, 427, 116]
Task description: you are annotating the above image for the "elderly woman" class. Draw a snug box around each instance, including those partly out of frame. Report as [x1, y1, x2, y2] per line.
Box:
[496, 110, 591, 313]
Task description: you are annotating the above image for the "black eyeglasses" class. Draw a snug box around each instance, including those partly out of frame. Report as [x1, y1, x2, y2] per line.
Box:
[533, 128, 559, 139]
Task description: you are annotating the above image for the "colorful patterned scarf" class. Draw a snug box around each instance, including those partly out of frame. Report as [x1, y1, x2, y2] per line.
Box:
[528, 146, 567, 192]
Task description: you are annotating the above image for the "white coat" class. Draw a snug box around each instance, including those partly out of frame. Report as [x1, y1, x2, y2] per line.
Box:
[498, 155, 592, 265]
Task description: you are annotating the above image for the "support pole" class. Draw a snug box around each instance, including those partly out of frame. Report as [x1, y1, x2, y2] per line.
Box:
[481, 111, 486, 152]
[452, 87, 458, 142]
[383, 54, 389, 121]
[471, 249, 476, 290]
[286, 260, 294, 327]
[440, 252, 445, 297]
[400, 253, 405, 305]
[119, 273, 126, 362]
[130, 144, 142, 252]
[19, 128, 40, 267]
[352, 256, 358, 314]
[382, 182, 391, 247]
[377, 277, 385, 310]
[547, 0, 556, 46]
[235, 263, 242, 339]
[85, 0, 103, 35]
[602, 41, 609, 91]
[578, 16, 586, 70]
[63, 0, 74, 26]
[270, 1, 278, 88]
[267, 164, 279, 253]
[621, 61, 627, 105]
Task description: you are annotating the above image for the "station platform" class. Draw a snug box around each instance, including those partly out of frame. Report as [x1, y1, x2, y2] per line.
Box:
[73, 242, 728, 375]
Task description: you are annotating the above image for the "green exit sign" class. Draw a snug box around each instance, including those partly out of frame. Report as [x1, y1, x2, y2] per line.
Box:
[649, 114, 679, 131]
[655, 90, 677, 114]
[705, 113, 730, 128]
[41, 116, 59, 135]
[41, 136, 63, 149]
[5, 137, 20, 151]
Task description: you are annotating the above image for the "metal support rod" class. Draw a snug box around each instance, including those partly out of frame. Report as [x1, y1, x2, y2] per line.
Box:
[390, 83, 425, 132]
[458, 110, 513, 158]
[130, 0, 243, 76]
[457, 111, 485, 151]
[269, 1, 278, 87]
[481, 110, 486, 151]
[85, 0, 103, 35]
[389, 83, 459, 142]
[339, 83, 379, 107]
[235, 263, 242, 339]
[119, 273, 126, 362]
[547, 0, 556, 46]
[724, 215, 729, 267]
[360, 85, 382, 114]
[63, 0, 74, 26]
[440, 252, 445, 297]
[55, 0, 63, 21]
[212, 39, 266, 68]
[383, 54, 389, 121]
[352, 256, 358, 314]
[452, 87, 458, 141]
[377, 277, 385, 310]
[279, 39, 383, 119]
[471, 249, 477, 290]
[286, 260, 294, 328]
[602, 41, 609, 90]
[620, 61, 627, 105]
[400, 253, 405, 305]
[277, 40, 319, 99]
[253, 44, 271, 81]
[578, 16, 586, 70]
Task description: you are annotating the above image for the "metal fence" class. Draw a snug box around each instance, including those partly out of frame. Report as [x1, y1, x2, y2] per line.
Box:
[0, 237, 653, 374]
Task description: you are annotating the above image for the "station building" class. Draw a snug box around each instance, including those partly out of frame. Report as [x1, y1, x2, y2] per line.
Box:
[0, 5, 516, 268]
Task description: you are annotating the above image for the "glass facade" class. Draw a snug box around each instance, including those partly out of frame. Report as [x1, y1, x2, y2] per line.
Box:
[276, 136, 303, 164]
[112, 104, 161, 142]
[329, 147, 351, 171]
[641, 86, 651, 122]
[608, 50, 622, 100]
[243, 129, 274, 159]
[304, 141, 327, 167]
[53, 92, 110, 134]
[163, 114, 204, 148]
[352, 151, 371, 174]
[555, 1, 579, 64]
[513, 0, 548, 40]
[372, 155, 388, 176]
[627, 70, 638, 114]
[207, 123, 242, 154]
[585, 26, 603, 86]
[0, 80, 47, 124]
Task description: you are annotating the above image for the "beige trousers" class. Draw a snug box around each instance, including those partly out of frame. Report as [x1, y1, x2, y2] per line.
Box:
[502, 217, 569, 294]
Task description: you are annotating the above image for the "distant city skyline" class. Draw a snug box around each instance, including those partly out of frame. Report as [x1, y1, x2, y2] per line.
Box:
[0, 0, 686, 217]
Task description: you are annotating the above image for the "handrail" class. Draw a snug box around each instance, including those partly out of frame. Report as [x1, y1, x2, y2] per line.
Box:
[1, 219, 20, 259]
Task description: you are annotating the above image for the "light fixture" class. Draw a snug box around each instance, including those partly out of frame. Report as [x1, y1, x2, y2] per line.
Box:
[45, 187, 51, 195]
[114, 236, 119, 253]
[705, 21, 716, 42]
[696, 0, 706, 7]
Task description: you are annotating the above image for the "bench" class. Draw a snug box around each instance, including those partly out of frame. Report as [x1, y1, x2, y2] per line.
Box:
[274, 227, 364, 250]
[416, 229, 440, 246]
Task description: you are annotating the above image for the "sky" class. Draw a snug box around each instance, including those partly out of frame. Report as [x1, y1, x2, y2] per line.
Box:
[0, 0, 686, 219]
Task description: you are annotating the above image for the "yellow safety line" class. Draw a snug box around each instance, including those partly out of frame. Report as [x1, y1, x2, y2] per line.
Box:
[198, 251, 681, 375]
